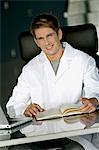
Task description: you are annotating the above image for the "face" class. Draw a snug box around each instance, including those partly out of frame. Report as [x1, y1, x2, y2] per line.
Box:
[34, 27, 63, 60]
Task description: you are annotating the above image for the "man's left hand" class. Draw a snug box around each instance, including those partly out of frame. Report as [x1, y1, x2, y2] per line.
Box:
[80, 97, 99, 113]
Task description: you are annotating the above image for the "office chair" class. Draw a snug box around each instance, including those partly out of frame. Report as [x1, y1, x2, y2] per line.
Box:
[19, 23, 98, 64]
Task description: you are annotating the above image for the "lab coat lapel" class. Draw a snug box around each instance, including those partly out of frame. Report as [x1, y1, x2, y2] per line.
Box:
[56, 42, 74, 80]
[40, 51, 56, 82]
[56, 55, 71, 80]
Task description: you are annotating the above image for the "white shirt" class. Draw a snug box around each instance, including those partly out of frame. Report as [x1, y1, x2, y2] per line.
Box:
[6, 42, 99, 117]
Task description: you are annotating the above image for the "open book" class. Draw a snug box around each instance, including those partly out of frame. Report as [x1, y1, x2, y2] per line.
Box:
[36, 103, 83, 121]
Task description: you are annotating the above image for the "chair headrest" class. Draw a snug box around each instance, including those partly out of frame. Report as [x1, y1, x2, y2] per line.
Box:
[19, 23, 98, 62]
[19, 31, 41, 62]
[62, 23, 98, 58]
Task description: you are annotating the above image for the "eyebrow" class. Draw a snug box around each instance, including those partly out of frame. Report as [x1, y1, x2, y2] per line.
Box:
[36, 32, 55, 40]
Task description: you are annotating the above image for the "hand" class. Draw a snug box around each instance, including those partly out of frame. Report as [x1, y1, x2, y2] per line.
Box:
[80, 97, 98, 113]
[24, 103, 45, 117]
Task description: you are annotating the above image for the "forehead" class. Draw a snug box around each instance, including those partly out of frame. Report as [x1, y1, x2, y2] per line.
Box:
[34, 27, 55, 37]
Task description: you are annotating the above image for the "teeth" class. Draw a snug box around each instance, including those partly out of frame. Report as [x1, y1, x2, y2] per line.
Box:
[46, 45, 52, 49]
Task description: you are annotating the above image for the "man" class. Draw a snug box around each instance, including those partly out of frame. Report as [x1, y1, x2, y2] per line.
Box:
[6, 13, 99, 118]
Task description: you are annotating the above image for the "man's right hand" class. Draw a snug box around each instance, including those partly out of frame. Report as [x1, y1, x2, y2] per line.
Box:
[24, 103, 45, 117]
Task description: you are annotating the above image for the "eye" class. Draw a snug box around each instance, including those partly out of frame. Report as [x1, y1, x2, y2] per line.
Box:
[47, 33, 55, 37]
[36, 37, 43, 42]
[37, 37, 43, 40]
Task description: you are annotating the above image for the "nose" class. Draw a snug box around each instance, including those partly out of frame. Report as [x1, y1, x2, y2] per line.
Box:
[44, 37, 50, 45]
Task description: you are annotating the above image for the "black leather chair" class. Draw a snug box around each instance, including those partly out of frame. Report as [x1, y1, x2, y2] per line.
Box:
[19, 23, 98, 66]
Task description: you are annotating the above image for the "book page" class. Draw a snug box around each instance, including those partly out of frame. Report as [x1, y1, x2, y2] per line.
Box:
[36, 107, 62, 120]
[60, 103, 82, 116]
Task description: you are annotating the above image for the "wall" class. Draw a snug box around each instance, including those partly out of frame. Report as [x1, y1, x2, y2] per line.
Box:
[1, 0, 68, 113]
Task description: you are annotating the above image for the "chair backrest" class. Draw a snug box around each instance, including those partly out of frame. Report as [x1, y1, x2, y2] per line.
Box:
[19, 23, 98, 62]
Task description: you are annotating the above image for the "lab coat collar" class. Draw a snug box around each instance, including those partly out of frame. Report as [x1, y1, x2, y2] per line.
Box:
[39, 42, 75, 62]
[62, 42, 75, 59]
[38, 42, 75, 80]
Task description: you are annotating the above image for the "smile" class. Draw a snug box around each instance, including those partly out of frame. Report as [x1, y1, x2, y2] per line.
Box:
[46, 44, 54, 50]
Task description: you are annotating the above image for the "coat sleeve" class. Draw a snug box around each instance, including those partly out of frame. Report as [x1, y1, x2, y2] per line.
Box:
[83, 56, 99, 101]
[6, 66, 31, 118]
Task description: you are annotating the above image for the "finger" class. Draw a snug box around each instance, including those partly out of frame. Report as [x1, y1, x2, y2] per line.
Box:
[85, 102, 96, 113]
[31, 106, 41, 115]
[24, 103, 45, 117]
[24, 108, 38, 117]
[80, 103, 96, 113]
[24, 106, 37, 117]
[88, 107, 96, 113]
[24, 109, 33, 117]
[24, 104, 45, 117]
[33, 103, 45, 112]
[80, 104, 89, 112]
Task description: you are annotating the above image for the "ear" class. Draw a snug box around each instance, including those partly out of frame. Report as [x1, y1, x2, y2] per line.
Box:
[58, 29, 63, 40]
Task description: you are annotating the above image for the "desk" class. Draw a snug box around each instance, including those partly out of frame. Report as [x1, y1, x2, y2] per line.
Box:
[0, 110, 99, 149]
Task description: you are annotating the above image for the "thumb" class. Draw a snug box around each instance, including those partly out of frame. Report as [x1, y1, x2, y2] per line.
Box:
[80, 97, 87, 104]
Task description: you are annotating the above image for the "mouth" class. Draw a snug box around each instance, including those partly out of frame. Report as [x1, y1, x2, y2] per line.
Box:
[46, 44, 54, 51]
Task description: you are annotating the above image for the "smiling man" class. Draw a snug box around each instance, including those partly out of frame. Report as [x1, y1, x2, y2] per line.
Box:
[6, 13, 99, 118]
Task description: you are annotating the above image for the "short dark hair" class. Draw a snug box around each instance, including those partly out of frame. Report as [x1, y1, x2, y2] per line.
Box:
[30, 13, 60, 38]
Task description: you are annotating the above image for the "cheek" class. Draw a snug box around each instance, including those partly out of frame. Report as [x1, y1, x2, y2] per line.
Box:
[50, 37, 58, 44]
[55, 38, 61, 46]
[36, 41, 44, 48]
[38, 43, 46, 51]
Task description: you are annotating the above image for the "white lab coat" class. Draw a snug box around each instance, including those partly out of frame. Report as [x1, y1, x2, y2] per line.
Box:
[6, 42, 99, 117]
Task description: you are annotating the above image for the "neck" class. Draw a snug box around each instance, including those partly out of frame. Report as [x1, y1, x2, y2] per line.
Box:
[47, 47, 64, 61]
